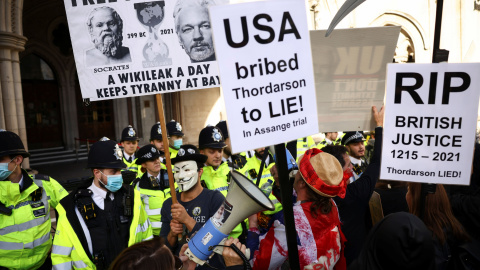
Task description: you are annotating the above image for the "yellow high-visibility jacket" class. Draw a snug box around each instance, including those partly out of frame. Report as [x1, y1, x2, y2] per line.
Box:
[237, 152, 283, 215]
[51, 183, 153, 270]
[0, 170, 67, 270]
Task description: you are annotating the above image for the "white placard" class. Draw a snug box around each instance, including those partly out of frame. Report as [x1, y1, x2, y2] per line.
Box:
[380, 63, 480, 185]
[310, 27, 400, 132]
[63, 0, 227, 101]
[210, 0, 318, 153]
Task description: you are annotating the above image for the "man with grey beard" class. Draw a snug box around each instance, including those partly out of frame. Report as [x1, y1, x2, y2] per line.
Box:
[85, 6, 131, 67]
[173, 0, 216, 63]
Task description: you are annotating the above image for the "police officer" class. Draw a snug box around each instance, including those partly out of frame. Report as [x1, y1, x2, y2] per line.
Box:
[198, 126, 244, 240]
[0, 130, 68, 270]
[150, 122, 165, 152]
[238, 147, 282, 231]
[342, 131, 368, 182]
[52, 137, 152, 270]
[133, 144, 173, 236]
[215, 120, 247, 171]
[317, 132, 339, 149]
[166, 120, 184, 160]
[120, 125, 141, 175]
[295, 136, 317, 162]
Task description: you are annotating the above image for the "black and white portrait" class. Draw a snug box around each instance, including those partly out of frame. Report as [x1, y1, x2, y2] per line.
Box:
[173, 0, 216, 63]
[85, 6, 132, 67]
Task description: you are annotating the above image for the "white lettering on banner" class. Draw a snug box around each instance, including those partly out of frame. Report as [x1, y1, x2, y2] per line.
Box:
[380, 63, 480, 185]
[210, 0, 318, 153]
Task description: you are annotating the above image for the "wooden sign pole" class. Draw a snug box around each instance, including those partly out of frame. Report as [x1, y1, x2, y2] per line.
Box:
[155, 95, 178, 203]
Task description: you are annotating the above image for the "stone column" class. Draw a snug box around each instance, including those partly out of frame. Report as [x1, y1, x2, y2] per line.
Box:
[0, 0, 29, 168]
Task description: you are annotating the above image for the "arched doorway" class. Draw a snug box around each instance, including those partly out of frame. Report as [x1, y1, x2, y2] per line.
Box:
[20, 54, 64, 149]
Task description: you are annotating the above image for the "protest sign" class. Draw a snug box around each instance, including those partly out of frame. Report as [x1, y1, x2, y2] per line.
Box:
[380, 63, 480, 185]
[210, 0, 318, 154]
[310, 27, 400, 132]
[63, 0, 226, 101]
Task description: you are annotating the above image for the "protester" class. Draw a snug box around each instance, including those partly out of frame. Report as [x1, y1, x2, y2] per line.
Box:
[349, 212, 436, 270]
[160, 144, 226, 269]
[323, 105, 384, 266]
[407, 182, 471, 270]
[374, 180, 409, 217]
[450, 143, 480, 242]
[110, 237, 182, 270]
[247, 148, 348, 270]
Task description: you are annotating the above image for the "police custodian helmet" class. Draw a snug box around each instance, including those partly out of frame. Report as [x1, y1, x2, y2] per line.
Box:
[135, 145, 163, 165]
[198, 126, 226, 149]
[121, 125, 139, 142]
[150, 122, 163, 141]
[215, 120, 229, 140]
[0, 129, 30, 158]
[87, 137, 126, 169]
[166, 120, 184, 137]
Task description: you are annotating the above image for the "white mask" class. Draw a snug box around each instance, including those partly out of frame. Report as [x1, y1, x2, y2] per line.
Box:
[174, 160, 199, 192]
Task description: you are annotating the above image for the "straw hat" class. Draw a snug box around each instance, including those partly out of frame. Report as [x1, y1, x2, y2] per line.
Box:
[298, 148, 347, 198]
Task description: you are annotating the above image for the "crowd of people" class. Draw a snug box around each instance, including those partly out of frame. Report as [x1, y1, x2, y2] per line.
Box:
[1, 105, 479, 270]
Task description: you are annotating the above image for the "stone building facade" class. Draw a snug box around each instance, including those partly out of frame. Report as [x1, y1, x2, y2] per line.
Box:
[0, 0, 479, 169]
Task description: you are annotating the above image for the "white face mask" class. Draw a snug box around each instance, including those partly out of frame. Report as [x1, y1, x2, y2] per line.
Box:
[174, 160, 199, 192]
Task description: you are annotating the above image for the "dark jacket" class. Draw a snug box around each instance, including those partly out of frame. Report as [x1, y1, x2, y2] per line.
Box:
[333, 127, 382, 265]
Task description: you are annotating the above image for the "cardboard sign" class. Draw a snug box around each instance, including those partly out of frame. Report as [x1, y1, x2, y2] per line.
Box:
[63, 0, 227, 101]
[380, 63, 480, 185]
[310, 27, 400, 132]
[210, 0, 318, 153]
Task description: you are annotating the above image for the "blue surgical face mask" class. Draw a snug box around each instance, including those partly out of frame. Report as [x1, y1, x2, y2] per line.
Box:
[173, 139, 183, 150]
[0, 157, 17, 181]
[99, 170, 123, 192]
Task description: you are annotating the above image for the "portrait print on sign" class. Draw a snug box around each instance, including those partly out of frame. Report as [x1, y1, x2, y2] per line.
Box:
[63, 0, 225, 101]
[173, 0, 216, 63]
[85, 6, 132, 67]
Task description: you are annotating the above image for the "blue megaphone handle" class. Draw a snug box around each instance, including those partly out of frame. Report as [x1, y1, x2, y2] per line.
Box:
[274, 149, 298, 171]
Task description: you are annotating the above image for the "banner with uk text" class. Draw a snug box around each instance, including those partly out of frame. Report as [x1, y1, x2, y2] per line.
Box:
[380, 63, 480, 185]
[63, 0, 227, 101]
[210, 0, 318, 153]
[310, 27, 400, 133]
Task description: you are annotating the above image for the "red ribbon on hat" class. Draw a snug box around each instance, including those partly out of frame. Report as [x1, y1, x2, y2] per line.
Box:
[299, 148, 348, 198]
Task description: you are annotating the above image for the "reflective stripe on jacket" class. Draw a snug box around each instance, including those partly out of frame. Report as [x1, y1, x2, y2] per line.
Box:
[0, 171, 67, 270]
[51, 187, 153, 269]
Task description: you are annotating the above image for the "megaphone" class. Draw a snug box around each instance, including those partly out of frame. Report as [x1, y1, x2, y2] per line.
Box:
[184, 170, 275, 265]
